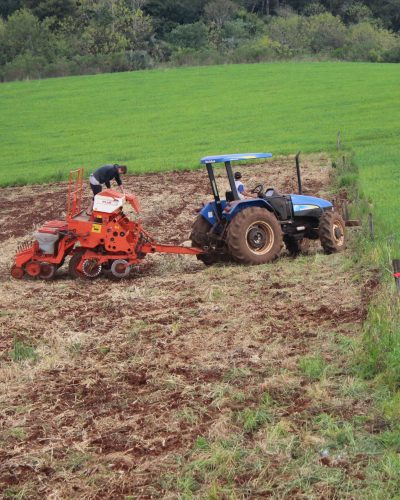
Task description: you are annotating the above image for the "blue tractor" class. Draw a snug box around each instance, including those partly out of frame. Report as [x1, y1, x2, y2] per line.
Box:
[190, 153, 346, 265]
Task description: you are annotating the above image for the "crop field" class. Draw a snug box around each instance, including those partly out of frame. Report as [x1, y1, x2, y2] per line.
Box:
[1, 156, 395, 498]
[1, 62, 399, 497]
[1, 62, 400, 243]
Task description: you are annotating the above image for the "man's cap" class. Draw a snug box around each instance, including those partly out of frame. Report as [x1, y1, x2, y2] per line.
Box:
[234, 171, 242, 180]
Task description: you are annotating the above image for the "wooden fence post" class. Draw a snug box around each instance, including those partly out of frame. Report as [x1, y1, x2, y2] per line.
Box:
[343, 200, 349, 222]
[393, 260, 400, 293]
[337, 130, 341, 150]
[368, 213, 374, 240]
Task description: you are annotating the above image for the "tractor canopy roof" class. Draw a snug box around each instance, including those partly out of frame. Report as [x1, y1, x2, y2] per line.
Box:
[200, 153, 272, 164]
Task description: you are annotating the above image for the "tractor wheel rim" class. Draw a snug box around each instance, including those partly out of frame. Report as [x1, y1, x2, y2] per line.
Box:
[333, 222, 345, 246]
[245, 221, 274, 255]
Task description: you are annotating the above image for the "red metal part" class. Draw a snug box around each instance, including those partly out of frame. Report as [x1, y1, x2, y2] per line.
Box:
[14, 237, 76, 268]
[11, 265, 24, 279]
[25, 261, 41, 277]
[140, 242, 203, 256]
[125, 192, 140, 213]
[68, 168, 84, 218]
[14, 242, 38, 268]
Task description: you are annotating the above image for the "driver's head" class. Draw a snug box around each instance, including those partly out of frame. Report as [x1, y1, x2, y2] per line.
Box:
[115, 164, 127, 174]
[234, 172, 242, 180]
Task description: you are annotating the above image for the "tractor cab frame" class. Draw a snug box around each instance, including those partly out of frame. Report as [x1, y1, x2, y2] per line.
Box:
[201, 153, 273, 220]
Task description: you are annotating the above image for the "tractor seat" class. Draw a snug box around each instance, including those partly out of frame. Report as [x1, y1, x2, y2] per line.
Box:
[263, 192, 292, 220]
[264, 188, 280, 197]
[225, 190, 235, 202]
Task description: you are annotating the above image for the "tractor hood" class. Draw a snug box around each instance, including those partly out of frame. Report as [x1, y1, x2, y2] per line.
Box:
[291, 194, 332, 213]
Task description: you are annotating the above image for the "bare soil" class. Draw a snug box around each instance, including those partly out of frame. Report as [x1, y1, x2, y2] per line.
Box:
[0, 156, 375, 498]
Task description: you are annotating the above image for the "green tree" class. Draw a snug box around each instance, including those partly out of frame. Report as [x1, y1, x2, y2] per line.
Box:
[205, 0, 238, 29]
[266, 14, 307, 53]
[305, 12, 346, 52]
[340, 1, 372, 24]
[144, 0, 206, 35]
[341, 20, 398, 60]
[0, 0, 22, 19]
[167, 21, 208, 49]
[372, 0, 400, 31]
[22, 0, 77, 21]
[62, 1, 153, 55]
[303, 2, 327, 16]
[0, 8, 59, 64]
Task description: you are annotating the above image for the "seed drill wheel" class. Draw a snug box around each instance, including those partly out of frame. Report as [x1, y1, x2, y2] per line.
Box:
[68, 250, 86, 279]
[190, 215, 216, 265]
[226, 207, 282, 265]
[39, 262, 57, 280]
[25, 261, 41, 277]
[81, 259, 102, 278]
[11, 265, 24, 279]
[109, 259, 131, 279]
[319, 210, 346, 254]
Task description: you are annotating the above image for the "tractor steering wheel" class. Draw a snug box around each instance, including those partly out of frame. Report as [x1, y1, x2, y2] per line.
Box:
[251, 184, 265, 197]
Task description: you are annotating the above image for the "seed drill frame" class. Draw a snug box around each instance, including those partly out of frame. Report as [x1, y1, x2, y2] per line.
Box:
[11, 168, 203, 280]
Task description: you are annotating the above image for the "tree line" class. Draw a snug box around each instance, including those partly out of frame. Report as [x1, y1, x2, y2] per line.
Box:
[1, 0, 399, 82]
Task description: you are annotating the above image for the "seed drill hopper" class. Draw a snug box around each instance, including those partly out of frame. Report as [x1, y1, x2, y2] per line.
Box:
[11, 168, 204, 280]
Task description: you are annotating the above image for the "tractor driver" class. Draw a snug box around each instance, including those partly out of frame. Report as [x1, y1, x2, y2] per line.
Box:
[234, 171, 256, 199]
[87, 164, 127, 214]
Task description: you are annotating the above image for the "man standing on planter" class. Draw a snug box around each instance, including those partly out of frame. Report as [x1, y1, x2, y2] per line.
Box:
[87, 164, 127, 214]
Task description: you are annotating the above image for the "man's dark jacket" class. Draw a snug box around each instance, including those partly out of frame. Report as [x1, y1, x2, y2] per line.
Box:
[93, 165, 122, 188]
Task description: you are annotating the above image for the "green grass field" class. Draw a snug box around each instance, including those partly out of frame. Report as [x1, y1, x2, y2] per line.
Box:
[0, 62, 399, 242]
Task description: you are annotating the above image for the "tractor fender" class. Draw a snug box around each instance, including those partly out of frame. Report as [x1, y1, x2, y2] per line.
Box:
[199, 201, 226, 225]
[199, 199, 274, 224]
[224, 199, 274, 222]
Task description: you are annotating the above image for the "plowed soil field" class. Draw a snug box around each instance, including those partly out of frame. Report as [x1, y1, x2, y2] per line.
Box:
[0, 156, 378, 498]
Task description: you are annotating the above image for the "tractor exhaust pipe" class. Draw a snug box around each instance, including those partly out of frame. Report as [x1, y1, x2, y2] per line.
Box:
[295, 151, 302, 195]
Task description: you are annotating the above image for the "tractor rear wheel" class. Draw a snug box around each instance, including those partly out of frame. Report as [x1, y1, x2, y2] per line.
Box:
[190, 215, 211, 248]
[226, 207, 282, 265]
[319, 210, 346, 254]
[190, 215, 215, 266]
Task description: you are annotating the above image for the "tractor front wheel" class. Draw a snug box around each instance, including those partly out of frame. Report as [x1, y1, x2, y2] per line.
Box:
[319, 210, 346, 254]
[226, 207, 282, 265]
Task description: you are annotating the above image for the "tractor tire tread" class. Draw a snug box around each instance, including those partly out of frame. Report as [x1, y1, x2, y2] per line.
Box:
[190, 215, 219, 265]
[190, 215, 211, 248]
[319, 210, 346, 254]
[226, 207, 282, 265]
